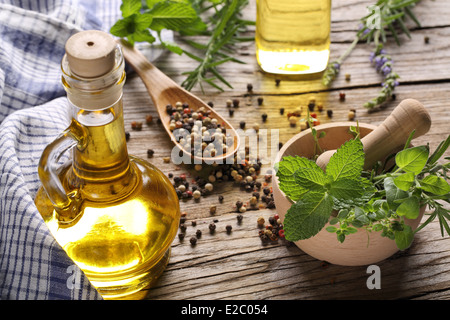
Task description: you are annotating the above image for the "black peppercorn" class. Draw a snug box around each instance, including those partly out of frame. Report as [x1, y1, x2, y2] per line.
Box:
[229, 109, 234, 116]
[327, 109, 333, 118]
[279, 108, 284, 115]
[257, 97, 264, 106]
[218, 195, 224, 203]
[232, 99, 240, 108]
[178, 233, 185, 241]
[261, 113, 268, 122]
[239, 121, 246, 129]
[189, 237, 197, 245]
[247, 83, 253, 92]
[236, 200, 243, 209]
[196, 229, 202, 238]
[237, 214, 243, 223]
[226, 225, 232, 234]
[147, 149, 154, 158]
[263, 187, 270, 195]
[125, 132, 130, 141]
[209, 222, 216, 233]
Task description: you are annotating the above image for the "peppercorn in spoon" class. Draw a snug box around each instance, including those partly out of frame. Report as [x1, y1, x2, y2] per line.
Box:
[119, 39, 240, 164]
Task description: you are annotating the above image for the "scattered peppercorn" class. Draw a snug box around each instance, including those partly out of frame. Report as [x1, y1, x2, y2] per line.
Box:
[339, 92, 346, 101]
[308, 103, 315, 112]
[239, 121, 246, 129]
[424, 36, 430, 44]
[237, 214, 243, 223]
[275, 79, 280, 86]
[178, 233, 185, 241]
[348, 110, 356, 120]
[209, 222, 216, 233]
[189, 237, 197, 245]
[228, 109, 234, 116]
[232, 99, 240, 108]
[226, 225, 232, 234]
[125, 132, 130, 141]
[207, 101, 214, 108]
[131, 121, 142, 131]
[145, 115, 153, 124]
[327, 109, 333, 118]
[257, 97, 264, 106]
[247, 83, 253, 92]
[147, 149, 154, 158]
[196, 229, 202, 238]
[218, 195, 224, 203]
[261, 113, 268, 122]
[279, 107, 284, 115]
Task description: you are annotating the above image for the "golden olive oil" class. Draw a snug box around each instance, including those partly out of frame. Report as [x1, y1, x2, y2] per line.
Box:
[256, 0, 331, 74]
[35, 104, 180, 299]
[34, 30, 180, 299]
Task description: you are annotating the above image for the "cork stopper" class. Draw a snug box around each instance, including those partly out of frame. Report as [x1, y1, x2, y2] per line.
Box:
[65, 30, 116, 78]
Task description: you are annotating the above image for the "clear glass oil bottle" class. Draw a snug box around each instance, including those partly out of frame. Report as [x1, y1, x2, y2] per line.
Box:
[34, 30, 180, 300]
[256, 0, 331, 74]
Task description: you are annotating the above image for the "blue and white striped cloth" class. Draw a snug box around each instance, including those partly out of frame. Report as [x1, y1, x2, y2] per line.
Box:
[0, 0, 125, 300]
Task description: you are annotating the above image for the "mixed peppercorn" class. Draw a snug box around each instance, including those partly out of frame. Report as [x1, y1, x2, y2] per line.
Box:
[126, 85, 361, 248]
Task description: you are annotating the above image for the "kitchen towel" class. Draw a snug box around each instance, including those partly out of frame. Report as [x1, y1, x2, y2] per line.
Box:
[0, 0, 125, 300]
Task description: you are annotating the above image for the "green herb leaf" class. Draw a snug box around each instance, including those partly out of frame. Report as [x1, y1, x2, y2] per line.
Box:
[393, 172, 415, 191]
[329, 178, 364, 200]
[121, 0, 142, 17]
[275, 156, 318, 202]
[284, 192, 334, 241]
[293, 166, 326, 193]
[149, 1, 204, 32]
[384, 177, 409, 209]
[396, 195, 420, 219]
[395, 225, 414, 250]
[420, 175, 450, 196]
[326, 139, 364, 182]
[395, 146, 429, 174]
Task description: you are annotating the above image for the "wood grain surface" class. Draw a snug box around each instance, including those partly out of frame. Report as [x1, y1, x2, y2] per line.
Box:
[120, 0, 450, 300]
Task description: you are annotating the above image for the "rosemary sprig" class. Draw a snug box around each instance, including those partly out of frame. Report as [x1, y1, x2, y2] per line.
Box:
[111, 0, 253, 93]
[181, 0, 253, 92]
[322, 0, 422, 109]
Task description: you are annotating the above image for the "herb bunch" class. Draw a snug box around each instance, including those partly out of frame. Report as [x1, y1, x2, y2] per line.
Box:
[276, 133, 450, 251]
[110, 0, 253, 92]
[322, 0, 422, 109]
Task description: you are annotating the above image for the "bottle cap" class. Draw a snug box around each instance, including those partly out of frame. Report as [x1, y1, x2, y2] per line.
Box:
[65, 30, 116, 78]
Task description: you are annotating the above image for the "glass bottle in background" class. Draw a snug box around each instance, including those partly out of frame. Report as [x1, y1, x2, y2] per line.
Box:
[256, 0, 331, 75]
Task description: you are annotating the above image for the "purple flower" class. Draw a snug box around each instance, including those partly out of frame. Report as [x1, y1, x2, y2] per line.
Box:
[382, 66, 391, 76]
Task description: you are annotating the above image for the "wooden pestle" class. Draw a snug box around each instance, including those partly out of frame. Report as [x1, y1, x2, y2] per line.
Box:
[316, 99, 431, 171]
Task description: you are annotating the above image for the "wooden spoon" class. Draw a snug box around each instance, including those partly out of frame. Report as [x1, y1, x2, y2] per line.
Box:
[118, 40, 240, 164]
[316, 98, 431, 171]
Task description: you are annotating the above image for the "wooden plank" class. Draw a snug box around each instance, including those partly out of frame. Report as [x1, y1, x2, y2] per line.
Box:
[119, 0, 450, 300]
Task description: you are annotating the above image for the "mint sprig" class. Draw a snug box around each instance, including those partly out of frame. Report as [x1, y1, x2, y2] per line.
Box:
[276, 133, 450, 251]
[278, 139, 370, 242]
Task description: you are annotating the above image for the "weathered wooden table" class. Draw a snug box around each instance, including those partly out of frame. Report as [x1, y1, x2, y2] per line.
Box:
[121, 0, 450, 300]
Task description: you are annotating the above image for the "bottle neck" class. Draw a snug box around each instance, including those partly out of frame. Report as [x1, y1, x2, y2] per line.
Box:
[61, 46, 133, 188]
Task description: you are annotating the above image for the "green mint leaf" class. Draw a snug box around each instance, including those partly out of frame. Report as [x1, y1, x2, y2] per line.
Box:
[121, 0, 142, 18]
[384, 177, 409, 210]
[395, 145, 429, 174]
[395, 225, 414, 250]
[148, 2, 202, 32]
[420, 175, 450, 196]
[396, 195, 420, 219]
[326, 138, 364, 182]
[284, 192, 334, 241]
[293, 166, 326, 193]
[110, 13, 153, 40]
[394, 172, 415, 191]
[276, 156, 318, 202]
[110, 16, 135, 37]
[329, 178, 364, 200]
[128, 29, 156, 44]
